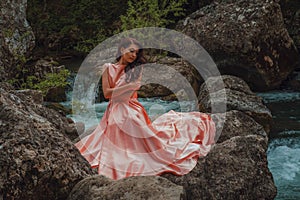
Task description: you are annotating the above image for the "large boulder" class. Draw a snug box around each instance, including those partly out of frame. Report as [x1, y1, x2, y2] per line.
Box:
[178, 0, 299, 91]
[0, 0, 35, 82]
[67, 175, 185, 200]
[5, 86, 79, 141]
[0, 86, 96, 200]
[198, 75, 272, 133]
[162, 135, 276, 200]
[138, 57, 202, 100]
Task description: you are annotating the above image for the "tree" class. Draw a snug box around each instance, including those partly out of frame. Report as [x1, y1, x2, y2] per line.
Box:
[119, 0, 187, 31]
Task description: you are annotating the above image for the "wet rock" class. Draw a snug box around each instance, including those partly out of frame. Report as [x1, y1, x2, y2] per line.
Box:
[67, 175, 185, 200]
[178, 0, 299, 91]
[0, 87, 96, 200]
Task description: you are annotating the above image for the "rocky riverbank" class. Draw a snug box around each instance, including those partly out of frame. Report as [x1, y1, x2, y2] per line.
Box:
[1, 74, 276, 199]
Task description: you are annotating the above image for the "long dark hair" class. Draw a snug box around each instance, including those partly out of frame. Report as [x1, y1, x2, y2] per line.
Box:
[116, 37, 146, 82]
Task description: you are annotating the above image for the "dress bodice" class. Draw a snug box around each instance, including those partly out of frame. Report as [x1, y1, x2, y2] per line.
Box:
[105, 63, 138, 100]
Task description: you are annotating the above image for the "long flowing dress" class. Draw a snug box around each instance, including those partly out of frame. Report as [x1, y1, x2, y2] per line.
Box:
[75, 63, 216, 180]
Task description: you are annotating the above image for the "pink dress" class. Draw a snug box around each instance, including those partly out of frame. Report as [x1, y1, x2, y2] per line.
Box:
[75, 63, 215, 180]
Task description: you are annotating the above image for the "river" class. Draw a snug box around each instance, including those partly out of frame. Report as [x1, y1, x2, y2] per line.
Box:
[257, 91, 300, 200]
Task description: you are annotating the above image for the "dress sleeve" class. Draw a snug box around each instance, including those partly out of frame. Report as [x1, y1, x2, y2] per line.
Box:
[102, 63, 114, 88]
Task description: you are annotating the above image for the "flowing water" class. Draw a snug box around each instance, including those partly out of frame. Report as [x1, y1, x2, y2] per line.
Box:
[257, 91, 300, 199]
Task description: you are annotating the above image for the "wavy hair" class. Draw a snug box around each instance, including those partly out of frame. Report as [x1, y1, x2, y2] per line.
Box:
[116, 37, 146, 82]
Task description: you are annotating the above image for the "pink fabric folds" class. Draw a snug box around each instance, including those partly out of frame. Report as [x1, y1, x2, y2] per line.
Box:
[75, 63, 215, 180]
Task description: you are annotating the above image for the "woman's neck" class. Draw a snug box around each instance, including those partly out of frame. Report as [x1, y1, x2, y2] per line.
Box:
[116, 61, 127, 71]
[117, 57, 129, 66]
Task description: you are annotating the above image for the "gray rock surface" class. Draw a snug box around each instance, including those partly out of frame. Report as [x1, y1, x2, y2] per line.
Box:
[67, 175, 185, 200]
[0, 0, 35, 82]
[178, 0, 299, 91]
[198, 75, 272, 133]
[212, 110, 267, 143]
[162, 135, 276, 200]
[0, 86, 96, 200]
[138, 57, 202, 100]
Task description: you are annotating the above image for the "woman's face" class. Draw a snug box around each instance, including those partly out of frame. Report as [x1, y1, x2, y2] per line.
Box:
[120, 44, 139, 64]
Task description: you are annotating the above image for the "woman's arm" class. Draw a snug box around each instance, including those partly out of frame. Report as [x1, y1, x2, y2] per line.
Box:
[102, 67, 140, 99]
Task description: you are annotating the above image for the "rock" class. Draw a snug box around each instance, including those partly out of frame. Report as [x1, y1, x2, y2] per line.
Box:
[67, 175, 185, 200]
[0, 0, 35, 82]
[280, 68, 300, 91]
[211, 110, 267, 143]
[8, 89, 74, 138]
[198, 75, 272, 133]
[26, 58, 65, 79]
[0, 87, 96, 200]
[199, 74, 254, 95]
[44, 86, 67, 102]
[178, 0, 299, 91]
[139, 57, 202, 100]
[0, 82, 14, 91]
[43, 102, 72, 116]
[65, 122, 86, 142]
[161, 135, 276, 200]
[72, 124, 98, 144]
[280, 0, 300, 51]
[14, 89, 44, 104]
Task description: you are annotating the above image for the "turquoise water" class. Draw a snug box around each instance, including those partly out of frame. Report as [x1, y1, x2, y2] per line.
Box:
[257, 91, 300, 199]
[61, 96, 197, 129]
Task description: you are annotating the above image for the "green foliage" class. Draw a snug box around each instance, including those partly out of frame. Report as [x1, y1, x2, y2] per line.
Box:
[119, 0, 187, 31]
[27, 0, 128, 54]
[118, 0, 188, 60]
[7, 49, 70, 96]
[74, 30, 107, 53]
[22, 69, 70, 96]
[26, 0, 203, 55]
[6, 52, 30, 88]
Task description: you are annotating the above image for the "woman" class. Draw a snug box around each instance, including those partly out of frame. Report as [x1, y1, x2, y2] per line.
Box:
[75, 37, 215, 180]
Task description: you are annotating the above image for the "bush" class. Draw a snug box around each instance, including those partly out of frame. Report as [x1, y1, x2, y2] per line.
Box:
[22, 69, 70, 96]
[119, 0, 187, 31]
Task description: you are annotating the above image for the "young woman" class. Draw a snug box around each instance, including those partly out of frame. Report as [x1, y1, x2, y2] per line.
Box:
[75, 37, 216, 180]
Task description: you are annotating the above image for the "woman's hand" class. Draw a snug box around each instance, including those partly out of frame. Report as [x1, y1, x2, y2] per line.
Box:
[127, 81, 141, 91]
